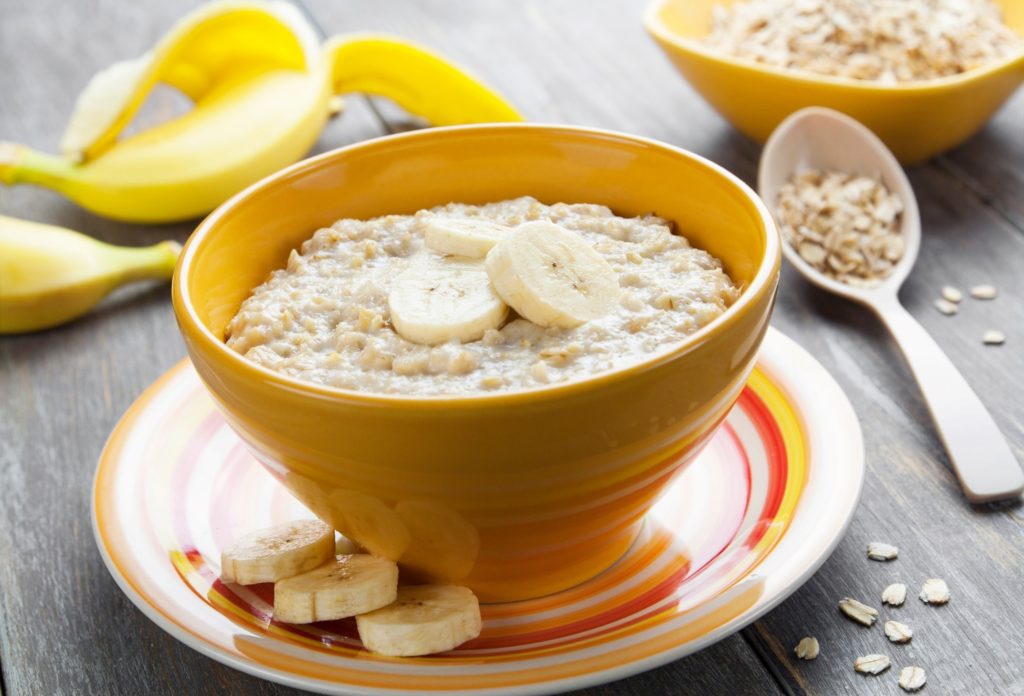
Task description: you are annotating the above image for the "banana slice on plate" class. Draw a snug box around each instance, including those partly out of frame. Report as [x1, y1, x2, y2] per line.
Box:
[220, 519, 334, 585]
[388, 254, 508, 345]
[356, 585, 482, 656]
[274, 554, 399, 624]
[485, 220, 619, 328]
[423, 218, 511, 258]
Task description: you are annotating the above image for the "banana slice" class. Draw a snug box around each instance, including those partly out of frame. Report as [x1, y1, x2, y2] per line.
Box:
[274, 554, 399, 624]
[388, 254, 507, 345]
[356, 585, 482, 656]
[424, 218, 511, 258]
[485, 221, 619, 328]
[220, 519, 334, 585]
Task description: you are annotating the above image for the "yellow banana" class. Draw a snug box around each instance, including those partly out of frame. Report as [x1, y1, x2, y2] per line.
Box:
[0, 215, 180, 334]
[0, 1, 521, 224]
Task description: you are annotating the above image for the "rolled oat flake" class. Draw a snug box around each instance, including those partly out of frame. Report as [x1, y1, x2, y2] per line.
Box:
[899, 666, 927, 692]
[884, 619, 913, 643]
[867, 541, 898, 561]
[882, 582, 907, 606]
[794, 636, 819, 660]
[839, 597, 879, 626]
[854, 654, 891, 675]
[983, 330, 1006, 345]
[941, 285, 963, 303]
[919, 578, 951, 605]
[970, 284, 998, 299]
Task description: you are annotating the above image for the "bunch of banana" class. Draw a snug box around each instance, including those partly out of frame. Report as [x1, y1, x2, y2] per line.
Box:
[221, 519, 482, 656]
[0, 215, 181, 334]
[0, 1, 521, 223]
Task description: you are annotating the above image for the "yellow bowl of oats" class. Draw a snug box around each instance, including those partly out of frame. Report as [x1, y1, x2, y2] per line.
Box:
[173, 123, 780, 602]
[644, 0, 1024, 164]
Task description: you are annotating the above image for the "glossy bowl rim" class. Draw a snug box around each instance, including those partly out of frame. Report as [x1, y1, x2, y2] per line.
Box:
[173, 122, 781, 409]
[643, 0, 1024, 93]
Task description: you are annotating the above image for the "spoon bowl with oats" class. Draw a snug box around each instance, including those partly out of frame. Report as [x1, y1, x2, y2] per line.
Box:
[759, 107, 1023, 503]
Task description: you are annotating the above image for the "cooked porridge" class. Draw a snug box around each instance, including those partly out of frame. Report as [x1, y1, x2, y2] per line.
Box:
[226, 197, 739, 395]
[704, 0, 1023, 83]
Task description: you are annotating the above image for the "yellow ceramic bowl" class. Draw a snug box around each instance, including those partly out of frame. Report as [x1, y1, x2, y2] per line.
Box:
[644, 0, 1024, 164]
[172, 124, 780, 602]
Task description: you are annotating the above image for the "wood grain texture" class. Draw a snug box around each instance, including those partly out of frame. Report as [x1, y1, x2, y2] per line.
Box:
[1, 0, 1022, 695]
[936, 92, 1024, 234]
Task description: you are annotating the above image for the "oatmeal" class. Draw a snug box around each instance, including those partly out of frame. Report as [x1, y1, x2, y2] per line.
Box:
[226, 197, 738, 396]
[774, 170, 904, 287]
[704, 0, 1023, 83]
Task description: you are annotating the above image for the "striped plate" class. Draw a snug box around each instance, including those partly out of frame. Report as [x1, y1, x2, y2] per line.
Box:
[93, 328, 862, 695]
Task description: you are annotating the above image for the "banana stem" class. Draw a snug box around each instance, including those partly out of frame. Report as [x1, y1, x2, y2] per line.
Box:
[0, 142, 76, 190]
[104, 240, 182, 283]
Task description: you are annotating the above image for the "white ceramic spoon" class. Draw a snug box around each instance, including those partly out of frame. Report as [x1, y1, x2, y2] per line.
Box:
[758, 107, 1023, 503]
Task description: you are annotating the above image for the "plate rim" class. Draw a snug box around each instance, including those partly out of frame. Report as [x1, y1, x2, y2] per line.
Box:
[92, 327, 864, 695]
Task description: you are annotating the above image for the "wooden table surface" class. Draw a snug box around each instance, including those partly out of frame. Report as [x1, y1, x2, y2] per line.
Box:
[2, 1, 1023, 694]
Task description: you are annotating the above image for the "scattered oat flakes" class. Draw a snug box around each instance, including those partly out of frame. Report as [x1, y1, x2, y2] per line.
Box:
[794, 636, 819, 660]
[899, 665, 927, 692]
[854, 654, 891, 675]
[839, 597, 879, 626]
[704, 0, 1023, 82]
[934, 299, 958, 316]
[941, 285, 963, 303]
[884, 619, 914, 643]
[775, 170, 904, 287]
[919, 578, 951, 605]
[867, 542, 899, 561]
[882, 583, 907, 606]
[983, 330, 1006, 345]
[970, 284, 998, 299]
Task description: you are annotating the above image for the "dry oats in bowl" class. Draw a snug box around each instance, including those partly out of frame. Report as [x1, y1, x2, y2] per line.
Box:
[225, 197, 740, 396]
[644, 0, 1024, 162]
[704, 0, 1023, 83]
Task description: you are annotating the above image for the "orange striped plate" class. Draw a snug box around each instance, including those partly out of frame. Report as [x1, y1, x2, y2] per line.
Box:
[92, 328, 862, 694]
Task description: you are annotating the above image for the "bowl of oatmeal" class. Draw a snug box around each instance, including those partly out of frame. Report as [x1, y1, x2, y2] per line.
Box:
[173, 124, 780, 601]
[644, 0, 1024, 163]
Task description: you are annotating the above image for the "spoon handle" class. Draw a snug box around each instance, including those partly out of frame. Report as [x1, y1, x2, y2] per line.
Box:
[873, 296, 1023, 503]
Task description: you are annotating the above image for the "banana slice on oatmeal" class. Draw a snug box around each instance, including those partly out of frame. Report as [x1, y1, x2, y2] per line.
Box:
[485, 221, 619, 328]
[388, 254, 508, 345]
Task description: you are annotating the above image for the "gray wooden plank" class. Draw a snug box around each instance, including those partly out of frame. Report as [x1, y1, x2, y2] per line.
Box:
[937, 90, 1024, 234]
[0, 0, 385, 694]
[306, 1, 1024, 695]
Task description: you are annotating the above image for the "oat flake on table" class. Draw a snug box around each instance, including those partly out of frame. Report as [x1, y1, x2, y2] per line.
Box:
[920, 578, 951, 604]
[867, 541, 898, 561]
[884, 619, 914, 643]
[882, 582, 907, 606]
[839, 597, 878, 626]
[970, 284, 998, 299]
[794, 636, 819, 660]
[705, 0, 1023, 82]
[854, 654, 891, 675]
[983, 330, 1006, 345]
[900, 665, 928, 692]
[941, 285, 963, 303]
